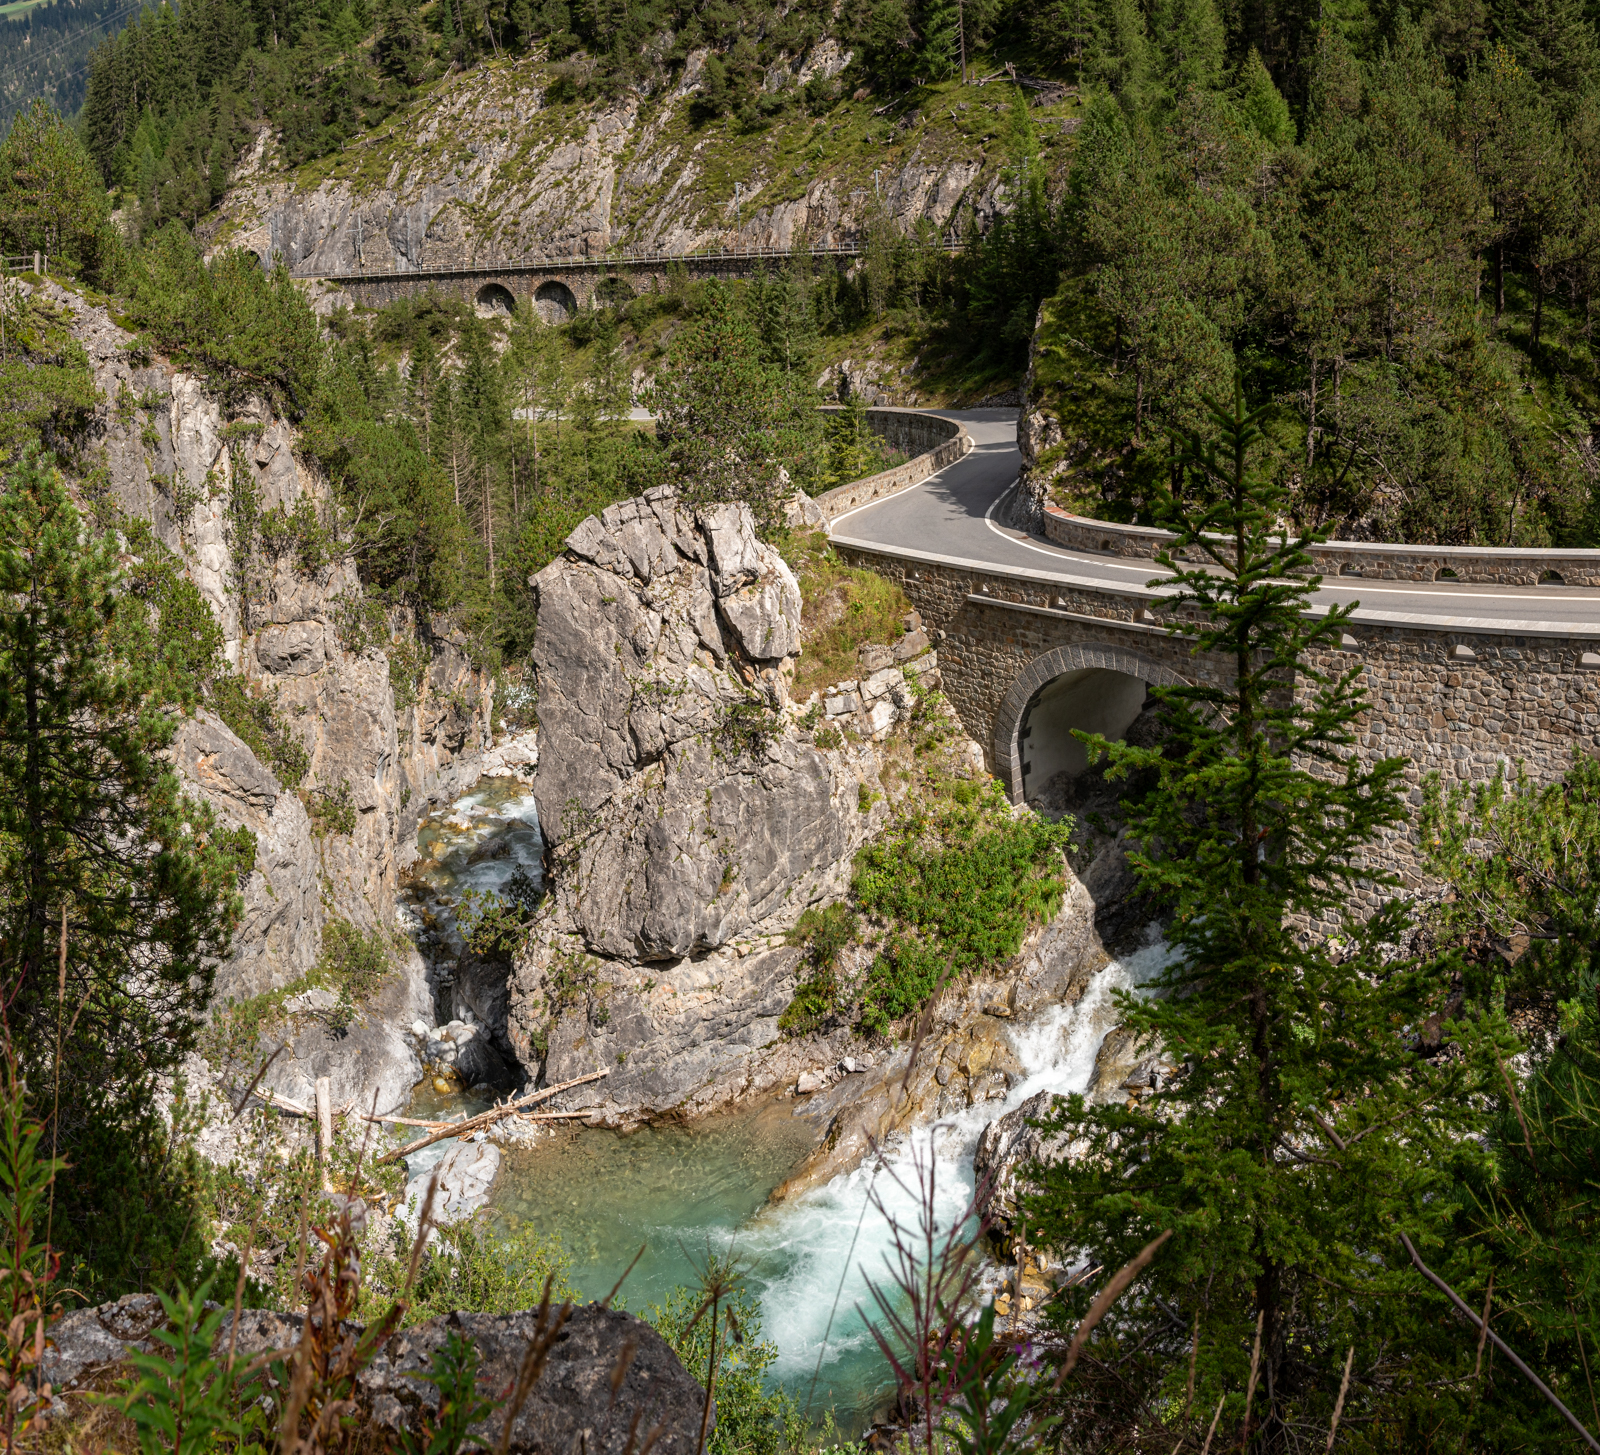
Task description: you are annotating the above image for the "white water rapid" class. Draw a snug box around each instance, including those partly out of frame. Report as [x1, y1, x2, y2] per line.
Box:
[735, 938, 1173, 1420]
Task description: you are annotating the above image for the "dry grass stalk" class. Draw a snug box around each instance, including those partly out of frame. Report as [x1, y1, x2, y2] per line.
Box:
[1399, 1231, 1600, 1454]
[1238, 1310, 1264, 1453]
[1055, 1229, 1174, 1385]
[493, 1275, 575, 1455]
[1197, 1392, 1226, 1455]
[1324, 1346, 1354, 1452]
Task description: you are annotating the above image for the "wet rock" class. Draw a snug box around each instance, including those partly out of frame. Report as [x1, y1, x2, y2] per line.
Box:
[404, 1139, 500, 1224]
[973, 1090, 1071, 1238]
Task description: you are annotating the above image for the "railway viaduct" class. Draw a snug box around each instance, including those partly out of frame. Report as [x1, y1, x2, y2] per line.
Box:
[297, 245, 866, 321]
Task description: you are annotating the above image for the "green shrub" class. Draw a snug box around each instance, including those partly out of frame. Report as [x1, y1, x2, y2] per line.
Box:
[779, 904, 857, 1034]
[645, 1280, 805, 1455]
[853, 781, 1073, 1033]
[366, 1214, 576, 1327]
[211, 674, 310, 788]
[781, 530, 910, 697]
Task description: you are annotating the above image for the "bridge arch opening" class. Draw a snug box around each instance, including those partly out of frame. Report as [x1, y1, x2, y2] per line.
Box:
[475, 283, 516, 316]
[994, 644, 1187, 805]
[534, 280, 578, 323]
[1019, 668, 1149, 804]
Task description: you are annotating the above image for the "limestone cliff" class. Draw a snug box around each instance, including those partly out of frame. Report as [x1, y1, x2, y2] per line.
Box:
[437, 489, 948, 1127]
[44, 276, 496, 1114]
[205, 56, 1081, 283]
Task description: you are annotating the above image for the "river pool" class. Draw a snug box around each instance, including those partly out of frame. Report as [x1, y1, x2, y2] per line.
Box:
[404, 778, 1166, 1431]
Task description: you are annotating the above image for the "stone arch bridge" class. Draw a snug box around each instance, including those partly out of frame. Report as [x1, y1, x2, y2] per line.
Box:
[298, 245, 867, 321]
[821, 409, 1600, 881]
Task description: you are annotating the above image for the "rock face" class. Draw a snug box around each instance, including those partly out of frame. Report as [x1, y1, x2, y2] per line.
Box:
[47, 278, 497, 1115]
[492, 490, 920, 1125]
[1008, 304, 1068, 534]
[973, 1089, 1071, 1240]
[211, 54, 1011, 280]
[45, 1297, 705, 1455]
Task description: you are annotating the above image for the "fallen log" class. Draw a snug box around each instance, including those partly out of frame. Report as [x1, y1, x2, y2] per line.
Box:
[373, 1070, 609, 1165]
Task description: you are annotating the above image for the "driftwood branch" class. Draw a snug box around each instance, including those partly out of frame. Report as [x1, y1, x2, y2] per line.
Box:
[373, 1070, 609, 1165]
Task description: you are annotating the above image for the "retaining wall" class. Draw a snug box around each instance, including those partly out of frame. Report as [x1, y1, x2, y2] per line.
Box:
[1042, 505, 1600, 587]
[813, 410, 970, 520]
[833, 539, 1600, 889]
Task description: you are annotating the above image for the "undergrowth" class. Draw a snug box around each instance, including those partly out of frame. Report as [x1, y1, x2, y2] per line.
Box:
[200, 918, 394, 1068]
[781, 529, 910, 698]
[779, 774, 1074, 1037]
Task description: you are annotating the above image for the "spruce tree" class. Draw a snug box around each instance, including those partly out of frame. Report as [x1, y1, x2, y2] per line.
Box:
[0, 454, 244, 1294]
[1027, 387, 1494, 1450]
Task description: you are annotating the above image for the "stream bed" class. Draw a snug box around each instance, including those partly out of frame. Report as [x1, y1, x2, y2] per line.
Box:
[405, 778, 1167, 1432]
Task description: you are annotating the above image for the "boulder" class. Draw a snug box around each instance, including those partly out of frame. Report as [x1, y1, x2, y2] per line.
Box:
[44, 1299, 705, 1455]
[973, 1090, 1072, 1237]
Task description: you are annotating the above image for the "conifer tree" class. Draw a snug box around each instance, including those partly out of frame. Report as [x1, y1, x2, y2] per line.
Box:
[0, 453, 244, 1292]
[1238, 47, 1294, 144]
[1027, 387, 1495, 1450]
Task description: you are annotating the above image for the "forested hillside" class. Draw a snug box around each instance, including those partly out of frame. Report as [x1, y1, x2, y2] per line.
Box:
[1019, 6, 1600, 547]
[0, 0, 132, 129]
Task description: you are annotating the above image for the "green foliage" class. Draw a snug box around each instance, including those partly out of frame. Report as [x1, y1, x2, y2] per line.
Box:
[0, 455, 244, 1298]
[645, 1278, 806, 1455]
[1024, 386, 1499, 1450]
[1421, 752, 1600, 1003]
[398, 1330, 498, 1455]
[367, 1213, 576, 1326]
[779, 903, 858, 1033]
[0, 100, 122, 287]
[0, 288, 99, 464]
[103, 1278, 242, 1455]
[309, 781, 358, 839]
[652, 280, 819, 536]
[259, 496, 334, 573]
[114, 515, 224, 704]
[782, 529, 910, 698]
[210, 674, 310, 788]
[815, 395, 906, 492]
[852, 780, 1072, 1033]
[317, 916, 392, 1030]
[0, 1066, 64, 1450]
[1419, 751, 1600, 1449]
[456, 865, 542, 962]
[1236, 46, 1293, 144]
[201, 917, 390, 1061]
[126, 226, 324, 415]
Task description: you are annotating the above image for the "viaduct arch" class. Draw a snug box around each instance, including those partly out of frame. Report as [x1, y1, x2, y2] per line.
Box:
[296, 245, 874, 315]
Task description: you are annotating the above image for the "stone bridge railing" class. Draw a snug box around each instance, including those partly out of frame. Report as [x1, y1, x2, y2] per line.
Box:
[1043, 506, 1600, 587]
[831, 537, 1600, 886]
[812, 410, 971, 520]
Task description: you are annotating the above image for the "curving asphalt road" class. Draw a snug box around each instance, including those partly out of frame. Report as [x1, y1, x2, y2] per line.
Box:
[828, 410, 1600, 638]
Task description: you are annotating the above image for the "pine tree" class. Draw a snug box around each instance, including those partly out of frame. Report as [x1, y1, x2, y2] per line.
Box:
[654, 281, 809, 534]
[914, 0, 961, 81]
[1027, 386, 1494, 1450]
[0, 454, 244, 1292]
[1150, 0, 1225, 101]
[1238, 47, 1294, 145]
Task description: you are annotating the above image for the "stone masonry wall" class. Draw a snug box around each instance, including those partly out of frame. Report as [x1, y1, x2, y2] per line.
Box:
[1043, 505, 1600, 587]
[835, 541, 1600, 886]
[813, 410, 970, 520]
